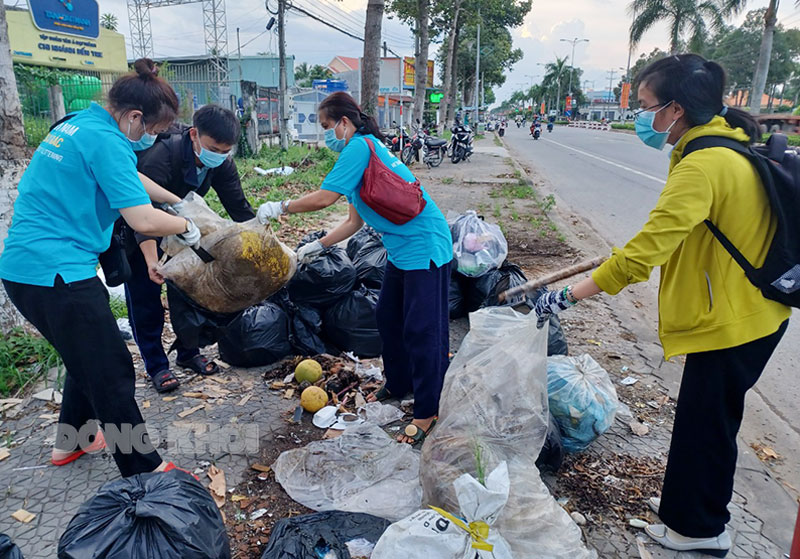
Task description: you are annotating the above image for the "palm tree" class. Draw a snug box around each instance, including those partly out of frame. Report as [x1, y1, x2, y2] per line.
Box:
[101, 13, 118, 32]
[629, 0, 746, 54]
[542, 56, 568, 113]
[294, 62, 309, 83]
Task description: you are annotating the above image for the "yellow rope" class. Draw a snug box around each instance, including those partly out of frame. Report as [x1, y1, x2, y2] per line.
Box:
[429, 506, 494, 552]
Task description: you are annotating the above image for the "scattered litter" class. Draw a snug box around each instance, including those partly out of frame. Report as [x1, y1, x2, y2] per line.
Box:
[142, 400, 150, 409]
[360, 401, 405, 426]
[59, 470, 229, 558]
[373, 462, 513, 559]
[620, 376, 639, 386]
[629, 518, 648, 529]
[163, 396, 178, 402]
[253, 165, 294, 176]
[207, 465, 226, 508]
[570, 512, 587, 526]
[12, 465, 47, 472]
[250, 508, 268, 521]
[283, 372, 295, 384]
[646, 400, 660, 410]
[10, 509, 35, 524]
[312, 406, 339, 429]
[629, 421, 650, 437]
[356, 365, 383, 382]
[751, 442, 781, 461]
[329, 413, 363, 431]
[292, 405, 304, 423]
[422, 307, 595, 558]
[251, 463, 271, 473]
[260, 511, 390, 559]
[31, 388, 62, 404]
[547, 354, 619, 453]
[273, 423, 422, 521]
[283, 389, 295, 399]
[0, 448, 9, 462]
[230, 495, 247, 503]
[620, 366, 629, 373]
[587, 339, 602, 346]
[236, 393, 252, 407]
[177, 404, 205, 418]
[183, 392, 209, 400]
[323, 429, 344, 439]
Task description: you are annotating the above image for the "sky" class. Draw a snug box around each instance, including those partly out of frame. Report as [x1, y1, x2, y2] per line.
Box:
[9, 0, 800, 106]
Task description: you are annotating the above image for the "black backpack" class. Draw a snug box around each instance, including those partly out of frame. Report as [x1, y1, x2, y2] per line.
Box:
[683, 134, 800, 308]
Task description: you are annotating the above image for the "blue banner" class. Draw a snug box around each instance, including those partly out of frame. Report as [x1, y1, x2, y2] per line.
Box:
[29, 0, 99, 39]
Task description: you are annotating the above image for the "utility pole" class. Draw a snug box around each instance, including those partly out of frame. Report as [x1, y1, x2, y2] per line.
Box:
[473, 7, 480, 127]
[278, 0, 289, 150]
[560, 36, 589, 98]
[606, 69, 618, 121]
[383, 41, 389, 128]
[236, 27, 242, 83]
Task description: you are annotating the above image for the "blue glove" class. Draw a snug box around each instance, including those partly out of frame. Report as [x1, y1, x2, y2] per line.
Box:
[533, 287, 576, 328]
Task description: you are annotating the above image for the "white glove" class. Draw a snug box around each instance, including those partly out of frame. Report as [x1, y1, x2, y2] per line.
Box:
[175, 218, 202, 247]
[171, 199, 187, 216]
[297, 240, 325, 264]
[257, 201, 284, 224]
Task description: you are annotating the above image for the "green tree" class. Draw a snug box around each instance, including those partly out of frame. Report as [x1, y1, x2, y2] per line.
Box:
[294, 64, 332, 88]
[628, 0, 746, 54]
[294, 62, 309, 82]
[101, 13, 118, 32]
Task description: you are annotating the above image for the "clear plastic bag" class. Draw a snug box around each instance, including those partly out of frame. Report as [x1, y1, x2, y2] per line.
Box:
[160, 192, 228, 257]
[421, 307, 596, 559]
[547, 354, 619, 453]
[372, 462, 513, 559]
[449, 211, 508, 277]
[160, 218, 297, 314]
[272, 423, 422, 522]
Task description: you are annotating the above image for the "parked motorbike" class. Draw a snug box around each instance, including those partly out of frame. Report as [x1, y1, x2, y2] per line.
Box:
[384, 129, 410, 153]
[450, 123, 474, 164]
[402, 121, 447, 168]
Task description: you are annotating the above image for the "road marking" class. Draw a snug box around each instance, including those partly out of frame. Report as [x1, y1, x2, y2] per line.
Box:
[543, 137, 666, 185]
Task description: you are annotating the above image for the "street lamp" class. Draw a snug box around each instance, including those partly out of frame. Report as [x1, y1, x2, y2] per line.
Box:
[560, 37, 589, 97]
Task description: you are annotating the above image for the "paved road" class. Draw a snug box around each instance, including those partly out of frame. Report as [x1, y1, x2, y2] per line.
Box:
[504, 123, 800, 492]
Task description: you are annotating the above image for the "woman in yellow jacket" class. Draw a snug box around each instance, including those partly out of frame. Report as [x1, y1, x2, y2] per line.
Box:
[535, 54, 791, 556]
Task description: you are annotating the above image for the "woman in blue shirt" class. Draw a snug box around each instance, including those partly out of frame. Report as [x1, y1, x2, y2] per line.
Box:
[257, 92, 452, 445]
[0, 59, 201, 477]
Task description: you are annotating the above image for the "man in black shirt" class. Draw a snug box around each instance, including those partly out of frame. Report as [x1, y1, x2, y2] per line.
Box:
[127, 104, 255, 392]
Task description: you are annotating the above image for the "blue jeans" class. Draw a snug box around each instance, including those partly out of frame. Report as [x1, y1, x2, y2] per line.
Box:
[124, 246, 198, 378]
[375, 261, 450, 419]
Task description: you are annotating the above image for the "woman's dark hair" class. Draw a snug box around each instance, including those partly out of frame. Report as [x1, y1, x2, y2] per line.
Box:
[193, 104, 240, 145]
[108, 58, 179, 126]
[318, 91, 384, 141]
[636, 53, 761, 143]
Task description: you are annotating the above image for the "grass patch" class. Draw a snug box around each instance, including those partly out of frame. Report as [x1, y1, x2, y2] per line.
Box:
[0, 329, 63, 397]
[23, 115, 52, 148]
[492, 203, 502, 219]
[539, 194, 556, 213]
[109, 295, 128, 319]
[491, 183, 536, 200]
[441, 177, 454, 184]
[493, 135, 503, 147]
[557, 233, 567, 243]
[475, 134, 486, 140]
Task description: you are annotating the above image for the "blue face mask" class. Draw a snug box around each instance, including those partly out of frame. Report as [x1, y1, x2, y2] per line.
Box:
[325, 120, 347, 152]
[634, 101, 676, 151]
[127, 118, 158, 151]
[194, 137, 231, 168]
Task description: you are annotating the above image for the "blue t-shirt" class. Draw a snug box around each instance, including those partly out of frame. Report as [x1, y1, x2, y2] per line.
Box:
[321, 133, 452, 271]
[0, 103, 151, 286]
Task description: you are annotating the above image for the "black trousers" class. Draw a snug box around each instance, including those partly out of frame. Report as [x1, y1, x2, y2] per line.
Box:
[3, 276, 162, 477]
[659, 319, 789, 537]
[375, 261, 450, 419]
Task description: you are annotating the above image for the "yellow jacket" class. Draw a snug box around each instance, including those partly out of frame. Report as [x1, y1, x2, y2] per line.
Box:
[593, 116, 791, 359]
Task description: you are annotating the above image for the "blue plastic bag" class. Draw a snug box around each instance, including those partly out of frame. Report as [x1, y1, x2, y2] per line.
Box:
[546, 354, 619, 453]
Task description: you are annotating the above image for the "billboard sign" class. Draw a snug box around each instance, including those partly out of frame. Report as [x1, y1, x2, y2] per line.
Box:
[620, 82, 631, 109]
[29, 0, 100, 39]
[403, 57, 434, 89]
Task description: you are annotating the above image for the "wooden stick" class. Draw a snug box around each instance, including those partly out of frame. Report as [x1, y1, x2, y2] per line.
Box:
[498, 256, 607, 302]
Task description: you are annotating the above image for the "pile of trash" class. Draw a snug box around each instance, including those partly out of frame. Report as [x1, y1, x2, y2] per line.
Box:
[448, 211, 568, 356]
[216, 228, 386, 367]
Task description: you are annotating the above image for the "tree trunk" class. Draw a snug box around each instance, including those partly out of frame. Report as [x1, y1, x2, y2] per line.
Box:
[361, 0, 385, 117]
[447, 53, 459, 125]
[750, 0, 778, 115]
[412, 0, 430, 126]
[0, 2, 27, 329]
[438, 0, 461, 132]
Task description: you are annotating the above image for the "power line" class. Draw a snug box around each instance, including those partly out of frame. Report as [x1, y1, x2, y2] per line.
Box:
[315, 0, 414, 45]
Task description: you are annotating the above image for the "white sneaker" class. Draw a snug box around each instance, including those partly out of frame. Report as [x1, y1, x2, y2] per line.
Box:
[647, 496, 660, 514]
[645, 524, 731, 557]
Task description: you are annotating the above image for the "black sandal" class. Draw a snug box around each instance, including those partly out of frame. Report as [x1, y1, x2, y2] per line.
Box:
[400, 418, 438, 446]
[370, 385, 394, 402]
[152, 370, 180, 393]
[176, 354, 220, 376]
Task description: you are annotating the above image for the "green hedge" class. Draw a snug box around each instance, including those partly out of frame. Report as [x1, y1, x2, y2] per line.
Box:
[611, 123, 635, 130]
[762, 133, 800, 146]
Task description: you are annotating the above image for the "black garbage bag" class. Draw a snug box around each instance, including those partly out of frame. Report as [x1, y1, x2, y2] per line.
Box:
[347, 226, 387, 289]
[166, 281, 239, 349]
[260, 511, 390, 559]
[535, 412, 565, 473]
[0, 534, 23, 559]
[218, 302, 293, 367]
[58, 470, 230, 559]
[269, 289, 330, 356]
[546, 313, 569, 356]
[449, 266, 468, 319]
[323, 286, 383, 357]
[288, 231, 356, 308]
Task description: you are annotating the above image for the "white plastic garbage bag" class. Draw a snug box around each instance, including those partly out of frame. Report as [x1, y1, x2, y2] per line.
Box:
[449, 211, 508, 277]
[372, 462, 513, 559]
[272, 423, 421, 522]
[421, 307, 596, 559]
[547, 354, 619, 453]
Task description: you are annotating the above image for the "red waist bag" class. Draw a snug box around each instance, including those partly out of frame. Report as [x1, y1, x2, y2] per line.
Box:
[360, 137, 426, 225]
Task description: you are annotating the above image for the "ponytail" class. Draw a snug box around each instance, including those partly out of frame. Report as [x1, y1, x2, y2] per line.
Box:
[108, 58, 179, 127]
[637, 54, 762, 144]
[318, 92, 385, 141]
